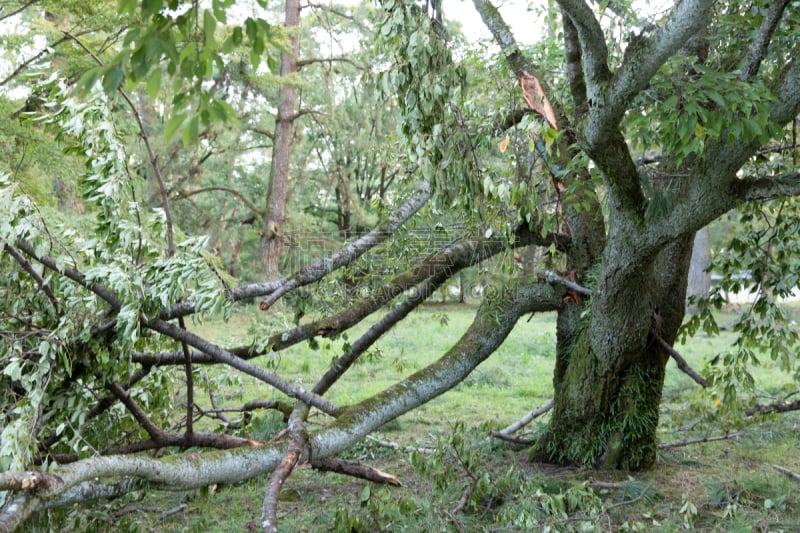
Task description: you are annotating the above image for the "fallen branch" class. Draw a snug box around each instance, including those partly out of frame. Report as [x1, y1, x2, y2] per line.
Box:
[261, 404, 309, 533]
[657, 337, 708, 388]
[311, 457, 401, 486]
[746, 399, 800, 416]
[772, 464, 800, 483]
[490, 432, 534, 445]
[365, 435, 435, 455]
[606, 483, 652, 510]
[496, 399, 553, 435]
[158, 503, 187, 520]
[658, 432, 741, 449]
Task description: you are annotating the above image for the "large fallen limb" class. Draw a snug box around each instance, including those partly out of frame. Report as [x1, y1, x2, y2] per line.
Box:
[746, 398, 800, 416]
[772, 464, 800, 483]
[311, 457, 401, 486]
[0, 277, 560, 531]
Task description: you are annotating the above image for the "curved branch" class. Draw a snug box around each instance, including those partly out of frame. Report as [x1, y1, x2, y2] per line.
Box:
[554, 0, 611, 99]
[739, 0, 790, 81]
[176, 186, 265, 217]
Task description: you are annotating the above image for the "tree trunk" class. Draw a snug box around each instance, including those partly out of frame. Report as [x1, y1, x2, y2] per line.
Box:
[533, 235, 694, 470]
[260, 0, 300, 277]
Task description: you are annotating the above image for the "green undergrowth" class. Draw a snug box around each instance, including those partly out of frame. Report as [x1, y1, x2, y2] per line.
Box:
[28, 303, 800, 532]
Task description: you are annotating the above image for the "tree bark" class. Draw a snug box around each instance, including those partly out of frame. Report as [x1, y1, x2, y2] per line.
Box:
[534, 235, 694, 470]
[686, 226, 711, 312]
[260, 0, 301, 277]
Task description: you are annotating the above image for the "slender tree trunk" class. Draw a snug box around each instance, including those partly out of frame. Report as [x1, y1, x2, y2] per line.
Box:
[260, 0, 300, 277]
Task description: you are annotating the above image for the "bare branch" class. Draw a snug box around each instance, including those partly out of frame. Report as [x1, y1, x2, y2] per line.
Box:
[496, 399, 554, 435]
[656, 337, 708, 388]
[773, 464, 800, 484]
[311, 457, 402, 486]
[259, 181, 430, 310]
[144, 318, 341, 416]
[0, 0, 40, 23]
[658, 432, 741, 449]
[555, 0, 611, 98]
[739, 0, 791, 81]
[261, 404, 308, 533]
[544, 270, 592, 296]
[297, 56, 366, 71]
[175, 186, 265, 217]
[746, 399, 800, 416]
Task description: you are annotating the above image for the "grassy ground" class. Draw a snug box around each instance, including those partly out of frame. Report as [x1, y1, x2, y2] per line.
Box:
[35, 303, 800, 532]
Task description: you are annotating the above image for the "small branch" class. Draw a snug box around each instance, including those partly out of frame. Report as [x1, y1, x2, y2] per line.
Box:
[452, 477, 479, 514]
[496, 399, 554, 435]
[365, 435, 435, 455]
[746, 399, 800, 416]
[490, 432, 534, 445]
[772, 465, 800, 484]
[0, 0, 40, 23]
[606, 483, 652, 510]
[311, 457, 401, 486]
[106, 382, 165, 440]
[656, 337, 708, 388]
[158, 503, 187, 520]
[261, 404, 309, 533]
[659, 432, 741, 449]
[0, 35, 69, 87]
[175, 186, 265, 217]
[296, 56, 366, 71]
[3, 241, 60, 308]
[544, 270, 592, 296]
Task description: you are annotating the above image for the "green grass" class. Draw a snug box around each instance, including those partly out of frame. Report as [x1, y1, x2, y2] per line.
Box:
[33, 303, 800, 532]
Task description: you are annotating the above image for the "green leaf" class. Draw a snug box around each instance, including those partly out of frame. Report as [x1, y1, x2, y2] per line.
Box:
[118, 0, 136, 14]
[164, 112, 187, 141]
[203, 10, 217, 46]
[182, 114, 199, 147]
[102, 66, 124, 94]
[146, 68, 162, 100]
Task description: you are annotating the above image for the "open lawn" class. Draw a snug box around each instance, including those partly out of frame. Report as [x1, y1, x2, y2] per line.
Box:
[36, 303, 800, 532]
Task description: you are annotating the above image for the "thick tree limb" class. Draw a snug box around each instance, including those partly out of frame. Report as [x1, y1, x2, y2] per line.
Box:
[746, 399, 800, 416]
[739, 173, 800, 202]
[739, 0, 791, 81]
[554, 0, 611, 101]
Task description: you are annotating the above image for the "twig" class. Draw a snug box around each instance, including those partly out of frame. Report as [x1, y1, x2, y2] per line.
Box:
[659, 432, 741, 449]
[452, 477, 479, 514]
[606, 483, 652, 510]
[773, 464, 800, 483]
[157, 503, 187, 520]
[656, 337, 708, 388]
[365, 435, 435, 455]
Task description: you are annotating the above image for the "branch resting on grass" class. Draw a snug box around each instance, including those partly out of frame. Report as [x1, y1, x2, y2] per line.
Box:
[772, 464, 800, 483]
[0, 277, 560, 531]
[658, 432, 741, 449]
